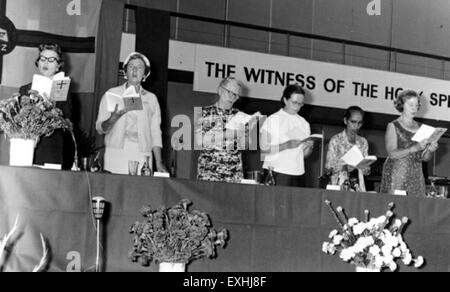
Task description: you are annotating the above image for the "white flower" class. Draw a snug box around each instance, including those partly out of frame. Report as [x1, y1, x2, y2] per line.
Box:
[322, 242, 330, 253]
[333, 235, 344, 245]
[329, 230, 338, 239]
[402, 252, 412, 265]
[340, 248, 355, 262]
[399, 240, 408, 252]
[348, 218, 359, 227]
[392, 248, 402, 258]
[414, 256, 424, 268]
[376, 216, 387, 225]
[353, 223, 367, 235]
[374, 256, 384, 268]
[381, 245, 393, 256]
[383, 255, 394, 265]
[329, 245, 337, 255]
[389, 261, 398, 272]
[369, 245, 381, 256]
[392, 219, 402, 229]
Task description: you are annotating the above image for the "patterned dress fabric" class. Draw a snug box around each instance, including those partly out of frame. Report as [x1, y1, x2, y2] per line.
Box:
[197, 105, 243, 183]
[325, 130, 370, 185]
[380, 120, 426, 196]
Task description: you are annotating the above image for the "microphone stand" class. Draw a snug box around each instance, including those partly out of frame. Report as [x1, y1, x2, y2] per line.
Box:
[92, 197, 106, 272]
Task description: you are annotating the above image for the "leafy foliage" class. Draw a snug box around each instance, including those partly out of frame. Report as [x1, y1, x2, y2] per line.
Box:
[129, 199, 229, 266]
[0, 93, 71, 140]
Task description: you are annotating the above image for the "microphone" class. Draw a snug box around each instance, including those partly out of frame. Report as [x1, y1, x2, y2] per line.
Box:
[92, 196, 106, 272]
[92, 196, 106, 220]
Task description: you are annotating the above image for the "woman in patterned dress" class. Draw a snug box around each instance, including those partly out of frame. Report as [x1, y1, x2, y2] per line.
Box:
[196, 77, 248, 183]
[380, 89, 438, 196]
[325, 106, 370, 190]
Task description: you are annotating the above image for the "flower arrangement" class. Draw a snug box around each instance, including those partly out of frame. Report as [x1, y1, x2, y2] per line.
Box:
[322, 200, 424, 272]
[129, 199, 229, 267]
[0, 92, 71, 140]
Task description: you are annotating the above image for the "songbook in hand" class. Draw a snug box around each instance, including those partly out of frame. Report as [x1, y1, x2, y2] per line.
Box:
[31, 72, 71, 101]
[226, 111, 262, 130]
[412, 124, 447, 144]
[341, 145, 377, 169]
[300, 134, 323, 143]
[106, 86, 143, 112]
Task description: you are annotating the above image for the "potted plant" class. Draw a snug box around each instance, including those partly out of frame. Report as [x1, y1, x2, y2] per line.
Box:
[322, 200, 424, 272]
[0, 92, 71, 166]
[129, 199, 229, 272]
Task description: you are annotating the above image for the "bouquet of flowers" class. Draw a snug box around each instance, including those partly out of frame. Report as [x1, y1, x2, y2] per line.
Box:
[0, 92, 71, 140]
[322, 200, 424, 272]
[129, 199, 229, 266]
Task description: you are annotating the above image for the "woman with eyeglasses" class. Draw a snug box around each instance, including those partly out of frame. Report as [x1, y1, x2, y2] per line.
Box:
[96, 52, 167, 175]
[18, 43, 73, 169]
[259, 84, 314, 187]
[380, 89, 438, 196]
[325, 106, 370, 189]
[195, 77, 249, 183]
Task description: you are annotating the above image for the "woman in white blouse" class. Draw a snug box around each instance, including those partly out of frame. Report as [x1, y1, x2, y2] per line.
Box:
[96, 52, 167, 174]
[260, 84, 314, 187]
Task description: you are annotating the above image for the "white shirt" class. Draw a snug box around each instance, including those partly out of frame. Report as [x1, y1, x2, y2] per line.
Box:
[260, 109, 311, 175]
[95, 83, 163, 153]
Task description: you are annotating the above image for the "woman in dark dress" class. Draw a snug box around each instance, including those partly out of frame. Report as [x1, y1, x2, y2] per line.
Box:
[19, 43, 73, 170]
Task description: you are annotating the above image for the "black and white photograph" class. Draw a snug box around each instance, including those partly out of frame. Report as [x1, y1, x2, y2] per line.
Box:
[0, 0, 449, 276]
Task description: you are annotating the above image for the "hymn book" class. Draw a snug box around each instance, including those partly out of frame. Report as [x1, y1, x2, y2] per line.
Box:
[226, 111, 262, 130]
[412, 124, 447, 144]
[341, 145, 377, 169]
[31, 72, 71, 101]
[106, 86, 143, 112]
[300, 133, 323, 143]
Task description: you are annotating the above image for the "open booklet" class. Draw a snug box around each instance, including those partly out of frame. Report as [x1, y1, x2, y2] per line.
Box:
[106, 86, 143, 112]
[412, 124, 447, 144]
[225, 111, 262, 130]
[341, 145, 377, 169]
[286, 127, 323, 144]
[301, 133, 323, 143]
[31, 72, 71, 101]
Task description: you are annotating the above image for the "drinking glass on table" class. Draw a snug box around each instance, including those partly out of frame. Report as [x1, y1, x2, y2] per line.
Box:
[128, 160, 139, 175]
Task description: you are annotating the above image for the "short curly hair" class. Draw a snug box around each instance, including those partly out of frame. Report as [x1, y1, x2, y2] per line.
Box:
[35, 43, 64, 69]
[394, 89, 421, 113]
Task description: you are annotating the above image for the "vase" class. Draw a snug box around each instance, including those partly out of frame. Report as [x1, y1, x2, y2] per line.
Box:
[159, 262, 186, 272]
[355, 266, 381, 272]
[9, 138, 37, 167]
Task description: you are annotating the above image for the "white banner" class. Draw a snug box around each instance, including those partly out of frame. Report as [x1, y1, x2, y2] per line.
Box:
[193, 44, 450, 122]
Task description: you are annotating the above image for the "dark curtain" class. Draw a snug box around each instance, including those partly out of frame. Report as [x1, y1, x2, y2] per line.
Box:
[135, 8, 171, 166]
[92, 0, 125, 139]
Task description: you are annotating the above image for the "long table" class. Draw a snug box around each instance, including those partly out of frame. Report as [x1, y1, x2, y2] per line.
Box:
[0, 165, 449, 272]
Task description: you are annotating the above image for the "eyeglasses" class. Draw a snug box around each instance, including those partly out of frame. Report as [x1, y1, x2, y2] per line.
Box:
[38, 56, 59, 63]
[348, 120, 363, 125]
[221, 87, 239, 98]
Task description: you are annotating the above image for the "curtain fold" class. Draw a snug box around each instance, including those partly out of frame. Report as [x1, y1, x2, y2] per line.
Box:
[92, 0, 125, 138]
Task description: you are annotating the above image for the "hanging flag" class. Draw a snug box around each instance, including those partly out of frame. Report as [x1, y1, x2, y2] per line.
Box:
[0, 0, 101, 98]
